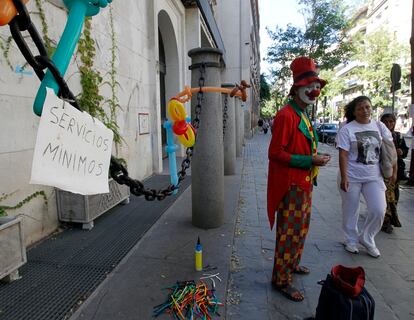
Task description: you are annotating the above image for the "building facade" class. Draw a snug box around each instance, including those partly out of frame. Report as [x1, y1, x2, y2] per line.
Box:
[328, 0, 411, 120]
[0, 0, 260, 245]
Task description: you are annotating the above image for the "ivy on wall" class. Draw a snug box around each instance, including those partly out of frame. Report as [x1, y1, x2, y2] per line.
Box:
[78, 6, 122, 149]
[0, 191, 48, 217]
[34, 0, 55, 57]
[0, 36, 13, 70]
[103, 5, 122, 148]
[78, 17, 105, 118]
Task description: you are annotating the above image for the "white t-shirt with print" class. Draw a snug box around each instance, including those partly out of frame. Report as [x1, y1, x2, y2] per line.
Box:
[337, 120, 393, 182]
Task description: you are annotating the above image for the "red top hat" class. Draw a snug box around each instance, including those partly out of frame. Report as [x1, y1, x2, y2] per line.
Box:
[289, 57, 326, 95]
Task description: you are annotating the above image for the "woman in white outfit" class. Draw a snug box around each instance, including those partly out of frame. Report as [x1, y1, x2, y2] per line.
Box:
[337, 96, 396, 258]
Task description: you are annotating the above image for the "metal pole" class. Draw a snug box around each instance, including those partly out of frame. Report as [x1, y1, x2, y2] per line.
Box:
[188, 48, 224, 228]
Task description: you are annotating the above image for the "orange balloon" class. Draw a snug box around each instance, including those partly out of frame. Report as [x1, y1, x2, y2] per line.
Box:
[0, 0, 30, 26]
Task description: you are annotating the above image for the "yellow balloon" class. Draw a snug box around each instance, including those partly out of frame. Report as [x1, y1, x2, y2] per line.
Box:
[167, 99, 186, 121]
[177, 126, 195, 148]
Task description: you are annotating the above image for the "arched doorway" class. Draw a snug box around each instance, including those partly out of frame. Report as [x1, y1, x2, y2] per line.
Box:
[157, 10, 180, 161]
[158, 30, 167, 158]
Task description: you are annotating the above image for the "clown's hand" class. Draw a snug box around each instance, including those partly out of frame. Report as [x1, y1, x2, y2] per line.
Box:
[312, 154, 330, 166]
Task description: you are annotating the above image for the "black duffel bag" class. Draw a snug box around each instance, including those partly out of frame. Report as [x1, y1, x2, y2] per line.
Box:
[315, 265, 375, 320]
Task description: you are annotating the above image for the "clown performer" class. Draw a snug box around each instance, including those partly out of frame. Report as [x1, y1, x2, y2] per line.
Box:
[267, 57, 331, 302]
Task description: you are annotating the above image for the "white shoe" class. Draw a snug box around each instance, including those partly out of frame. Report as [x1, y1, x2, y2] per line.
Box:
[359, 239, 380, 258]
[344, 243, 359, 254]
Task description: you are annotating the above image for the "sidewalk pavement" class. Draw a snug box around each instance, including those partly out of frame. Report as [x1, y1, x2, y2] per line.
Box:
[71, 133, 414, 320]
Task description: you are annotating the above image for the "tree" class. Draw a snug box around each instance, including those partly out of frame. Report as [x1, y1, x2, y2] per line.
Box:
[260, 83, 290, 118]
[259, 74, 290, 118]
[350, 29, 409, 108]
[260, 74, 271, 101]
[319, 68, 347, 100]
[260, 100, 277, 119]
[260, 74, 273, 118]
[266, 0, 353, 83]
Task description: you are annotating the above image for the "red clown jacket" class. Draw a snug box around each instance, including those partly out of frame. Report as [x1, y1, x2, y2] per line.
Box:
[267, 100, 318, 230]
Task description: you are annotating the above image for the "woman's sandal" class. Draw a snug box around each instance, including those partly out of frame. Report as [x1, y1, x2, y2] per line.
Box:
[293, 266, 310, 275]
[274, 284, 305, 302]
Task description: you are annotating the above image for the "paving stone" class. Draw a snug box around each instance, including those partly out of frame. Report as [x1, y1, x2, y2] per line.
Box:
[226, 134, 414, 319]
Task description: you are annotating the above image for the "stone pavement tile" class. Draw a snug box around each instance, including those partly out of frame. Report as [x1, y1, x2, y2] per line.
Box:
[259, 223, 272, 236]
[238, 224, 265, 237]
[267, 284, 314, 320]
[377, 240, 414, 266]
[389, 302, 414, 320]
[309, 238, 346, 252]
[227, 302, 272, 320]
[257, 206, 268, 215]
[363, 287, 397, 320]
[233, 237, 263, 260]
[261, 250, 275, 268]
[262, 238, 275, 252]
[389, 263, 414, 282]
[238, 214, 261, 228]
[365, 265, 413, 290]
[237, 253, 266, 268]
[391, 229, 414, 243]
[229, 271, 268, 304]
[238, 204, 258, 217]
[376, 286, 414, 310]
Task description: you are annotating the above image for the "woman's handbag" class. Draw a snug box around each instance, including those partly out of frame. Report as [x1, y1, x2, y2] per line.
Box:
[377, 122, 398, 179]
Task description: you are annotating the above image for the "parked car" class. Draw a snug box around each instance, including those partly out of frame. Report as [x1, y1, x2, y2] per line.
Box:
[316, 123, 339, 143]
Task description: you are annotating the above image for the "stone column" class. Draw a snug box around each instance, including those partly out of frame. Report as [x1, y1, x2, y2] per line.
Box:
[235, 98, 244, 157]
[221, 83, 236, 175]
[188, 48, 224, 228]
[244, 107, 252, 139]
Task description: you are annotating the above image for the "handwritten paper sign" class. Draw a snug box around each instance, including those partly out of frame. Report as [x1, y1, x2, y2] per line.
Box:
[30, 89, 114, 195]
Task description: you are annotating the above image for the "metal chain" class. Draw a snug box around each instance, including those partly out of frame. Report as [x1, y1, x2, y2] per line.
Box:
[9, 0, 80, 109]
[222, 94, 228, 138]
[111, 65, 206, 200]
[192, 63, 205, 130]
[174, 63, 205, 187]
[7, 0, 206, 201]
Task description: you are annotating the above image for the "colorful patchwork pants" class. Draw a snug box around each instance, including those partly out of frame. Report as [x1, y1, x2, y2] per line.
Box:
[272, 185, 312, 287]
[383, 180, 401, 227]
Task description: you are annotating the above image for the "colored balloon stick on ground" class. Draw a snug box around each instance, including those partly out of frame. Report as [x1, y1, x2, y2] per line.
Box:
[153, 280, 223, 319]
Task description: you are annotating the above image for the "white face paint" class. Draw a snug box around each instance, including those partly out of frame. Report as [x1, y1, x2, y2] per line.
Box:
[297, 81, 321, 105]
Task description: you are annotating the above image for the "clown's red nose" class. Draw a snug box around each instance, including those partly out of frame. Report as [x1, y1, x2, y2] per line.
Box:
[306, 89, 321, 99]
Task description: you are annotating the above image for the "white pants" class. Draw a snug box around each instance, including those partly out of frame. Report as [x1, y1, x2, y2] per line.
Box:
[339, 179, 386, 249]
